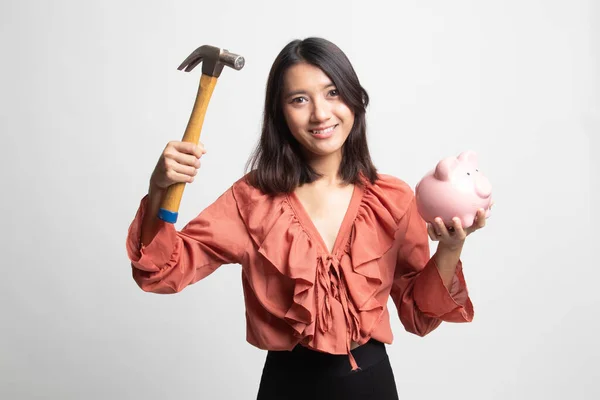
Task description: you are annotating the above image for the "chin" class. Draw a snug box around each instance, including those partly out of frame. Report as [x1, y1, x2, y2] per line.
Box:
[306, 143, 344, 158]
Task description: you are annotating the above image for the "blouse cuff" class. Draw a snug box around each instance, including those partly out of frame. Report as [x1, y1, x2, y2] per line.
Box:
[125, 194, 179, 273]
[413, 258, 474, 322]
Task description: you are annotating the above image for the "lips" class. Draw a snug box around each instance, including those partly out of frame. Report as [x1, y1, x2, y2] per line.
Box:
[310, 124, 338, 135]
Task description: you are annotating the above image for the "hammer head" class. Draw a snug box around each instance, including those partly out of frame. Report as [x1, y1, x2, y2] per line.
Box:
[178, 45, 245, 78]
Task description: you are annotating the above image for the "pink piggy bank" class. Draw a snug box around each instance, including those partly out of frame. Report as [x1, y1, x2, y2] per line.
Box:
[415, 150, 492, 229]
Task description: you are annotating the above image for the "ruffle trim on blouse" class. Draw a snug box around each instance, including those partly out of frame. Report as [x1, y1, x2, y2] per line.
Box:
[231, 174, 414, 352]
[344, 174, 415, 339]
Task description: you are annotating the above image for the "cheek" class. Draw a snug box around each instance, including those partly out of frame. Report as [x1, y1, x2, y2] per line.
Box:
[284, 109, 307, 131]
[341, 110, 355, 132]
[347, 113, 355, 128]
[281, 108, 294, 130]
[335, 103, 354, 122]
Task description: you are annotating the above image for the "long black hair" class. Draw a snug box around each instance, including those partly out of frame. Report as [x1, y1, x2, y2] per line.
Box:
[245, 37, 378, 194]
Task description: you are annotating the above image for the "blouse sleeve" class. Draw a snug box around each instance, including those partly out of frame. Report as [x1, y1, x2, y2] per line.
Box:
[389, 195, 474, 336]
[125, 186, 251, 294]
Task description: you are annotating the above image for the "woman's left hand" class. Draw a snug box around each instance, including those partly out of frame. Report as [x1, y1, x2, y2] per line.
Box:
[427, 207, 488, 250]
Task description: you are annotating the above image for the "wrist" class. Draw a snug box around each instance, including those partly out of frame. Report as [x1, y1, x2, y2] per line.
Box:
[147, 182, 168, 209]
[433, 242, 463, 289]
[148, 180, 167, 194]
[436, 241, 464, 254]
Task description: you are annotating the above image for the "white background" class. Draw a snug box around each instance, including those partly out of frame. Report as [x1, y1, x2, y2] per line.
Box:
[1, 0, 598, 399]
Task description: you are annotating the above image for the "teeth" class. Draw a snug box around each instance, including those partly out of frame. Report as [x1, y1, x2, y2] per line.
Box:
[311, 125, 336, 135]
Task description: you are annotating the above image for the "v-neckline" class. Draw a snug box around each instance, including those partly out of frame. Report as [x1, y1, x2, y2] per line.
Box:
[287, 183, 364, 256]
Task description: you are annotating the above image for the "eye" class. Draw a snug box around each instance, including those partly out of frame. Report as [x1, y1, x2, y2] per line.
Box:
[291, 97, 307, 104]
[476, 169, 479, 172]
[467, 172, 471, 176]
[329, 89, 339, 97]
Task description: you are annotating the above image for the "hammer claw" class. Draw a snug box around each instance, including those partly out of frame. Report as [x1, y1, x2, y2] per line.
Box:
[186, 58, 203, 72]
[177, 52, 201, 72]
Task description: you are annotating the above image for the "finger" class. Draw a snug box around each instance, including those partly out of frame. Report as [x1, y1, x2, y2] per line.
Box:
[167, 149, 202, 168]
[466, 210, 485, 235]
[427, 223, 439, 241]
[165, 168, 196, 184]
[434, 218, 449, 239]
[475, 208, 486, 229]
[451, 217, 467, 239]
[194, 142, 207, 158]
[170, 159, 199, 176]
[172, 141, 207, 158]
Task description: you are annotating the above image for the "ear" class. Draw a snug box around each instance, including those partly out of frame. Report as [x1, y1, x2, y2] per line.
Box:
[457, 150, 478, 165]
[434, 157, 459, 181]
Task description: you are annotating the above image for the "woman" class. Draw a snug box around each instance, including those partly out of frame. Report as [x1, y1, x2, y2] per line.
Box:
[126, 37, 485, 399]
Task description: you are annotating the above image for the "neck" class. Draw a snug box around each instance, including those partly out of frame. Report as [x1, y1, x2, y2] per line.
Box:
[307, 151, 344, 186]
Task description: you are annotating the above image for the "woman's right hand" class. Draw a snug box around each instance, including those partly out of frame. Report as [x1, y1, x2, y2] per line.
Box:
[150, 141, 206, 190]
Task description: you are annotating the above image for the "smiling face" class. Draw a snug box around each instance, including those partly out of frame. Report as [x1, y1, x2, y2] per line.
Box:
[281, 62, 355, 161]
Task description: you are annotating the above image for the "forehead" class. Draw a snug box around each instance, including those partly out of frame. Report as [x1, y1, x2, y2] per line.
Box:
[283, 62, 333, 92]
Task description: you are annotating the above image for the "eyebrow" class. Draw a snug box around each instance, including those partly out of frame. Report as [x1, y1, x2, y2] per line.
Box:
[284, 83, 336, 98]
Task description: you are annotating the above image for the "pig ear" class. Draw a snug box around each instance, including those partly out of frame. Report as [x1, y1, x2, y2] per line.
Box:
[458, 150, 478, 165]
[434, 157, 459, 181]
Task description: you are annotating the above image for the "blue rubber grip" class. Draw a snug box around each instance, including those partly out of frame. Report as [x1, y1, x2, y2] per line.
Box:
[158, 208, 178, 224]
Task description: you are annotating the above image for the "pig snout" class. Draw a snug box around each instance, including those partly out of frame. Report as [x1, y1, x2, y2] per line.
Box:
[475, 175, 492, 198]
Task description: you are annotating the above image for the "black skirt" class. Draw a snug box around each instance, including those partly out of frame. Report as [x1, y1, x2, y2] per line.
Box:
[256, 339, 399, 400]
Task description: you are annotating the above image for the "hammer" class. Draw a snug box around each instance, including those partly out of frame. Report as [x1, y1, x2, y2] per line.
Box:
[158, 45, 245, 224]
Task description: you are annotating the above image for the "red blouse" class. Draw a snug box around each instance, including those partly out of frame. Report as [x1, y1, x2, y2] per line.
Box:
[126, 174, 473, 371]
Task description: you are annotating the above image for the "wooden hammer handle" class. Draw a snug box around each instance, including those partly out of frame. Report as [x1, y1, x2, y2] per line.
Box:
[158, 74, 218, 223]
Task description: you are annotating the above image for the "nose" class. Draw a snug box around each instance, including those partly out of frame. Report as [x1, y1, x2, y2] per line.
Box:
[311, 97, 332, 122]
